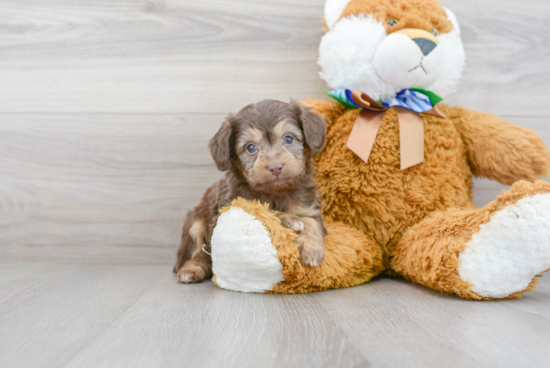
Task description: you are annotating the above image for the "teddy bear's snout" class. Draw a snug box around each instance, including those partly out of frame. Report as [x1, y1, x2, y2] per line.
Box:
[394, 28, 439, 56]
[371, 26, 443, 91]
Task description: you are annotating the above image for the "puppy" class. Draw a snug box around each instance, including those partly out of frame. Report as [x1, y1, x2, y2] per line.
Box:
[174, 99, 328, 283]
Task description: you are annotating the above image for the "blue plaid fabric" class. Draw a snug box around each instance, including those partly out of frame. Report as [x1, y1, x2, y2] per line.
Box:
[327, 88, 436, 113]
[381, 89, 433, 113]
[326, 89, 361, 109]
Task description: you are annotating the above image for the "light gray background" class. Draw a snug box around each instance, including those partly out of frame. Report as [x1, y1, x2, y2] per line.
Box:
[1, 1, 549, 367]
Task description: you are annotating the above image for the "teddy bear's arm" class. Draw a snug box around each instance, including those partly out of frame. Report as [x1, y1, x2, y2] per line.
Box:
[442, 105, 550, 185]
[301, 98, 346, 128]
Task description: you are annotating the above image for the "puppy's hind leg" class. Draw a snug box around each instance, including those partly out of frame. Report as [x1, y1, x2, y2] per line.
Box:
[175, 218, 212, 283]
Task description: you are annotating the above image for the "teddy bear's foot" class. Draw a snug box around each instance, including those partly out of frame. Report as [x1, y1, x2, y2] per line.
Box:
[393, 180, 550, 300]
[458, 192, 550, 298]
[210, 206, 285, 293]
[210, 198, 384, 294]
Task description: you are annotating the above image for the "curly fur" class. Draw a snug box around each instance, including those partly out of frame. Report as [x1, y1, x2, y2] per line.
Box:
[209, 0, 550, 300]
[212, 198, 384, 294]
[174, 100, 328, 282]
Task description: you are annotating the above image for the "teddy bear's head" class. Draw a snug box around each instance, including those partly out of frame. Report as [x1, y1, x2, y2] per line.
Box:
[319, 0, 465, 101]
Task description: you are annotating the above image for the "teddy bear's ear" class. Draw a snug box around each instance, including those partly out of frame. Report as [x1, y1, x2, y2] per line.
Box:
[444, 7, 461, 36]
[324, 0, 352, 29]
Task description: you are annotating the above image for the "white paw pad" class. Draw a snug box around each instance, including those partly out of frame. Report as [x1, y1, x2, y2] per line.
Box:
[458, 194, 550, 298]
[211, 207, 284, 293]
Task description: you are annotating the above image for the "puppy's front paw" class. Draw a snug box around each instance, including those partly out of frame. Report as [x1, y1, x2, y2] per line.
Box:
[288, 219, 305, 233]
[296, 236, 325, 267]
[177, 265, 206, 283]
[280, 215, 305, 233]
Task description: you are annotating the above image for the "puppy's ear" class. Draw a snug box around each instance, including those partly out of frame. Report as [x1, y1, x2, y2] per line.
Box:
[209, 114, 236, 171]
[291, 100, 327, 153]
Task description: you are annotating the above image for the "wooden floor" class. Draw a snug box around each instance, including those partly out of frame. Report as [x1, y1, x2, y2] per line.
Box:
[1, 261, 549, 368]
[2, 0, 550, 367]
[0, 262, 550, 368]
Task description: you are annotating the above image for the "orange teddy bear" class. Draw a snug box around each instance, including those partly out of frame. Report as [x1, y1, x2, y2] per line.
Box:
[209, 0, 550, 300]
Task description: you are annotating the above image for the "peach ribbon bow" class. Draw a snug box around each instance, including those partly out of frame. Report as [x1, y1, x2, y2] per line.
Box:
[346, 90, 447, 170]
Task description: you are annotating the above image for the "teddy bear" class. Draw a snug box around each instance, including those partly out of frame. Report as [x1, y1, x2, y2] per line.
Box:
[208, 0, 550, 300]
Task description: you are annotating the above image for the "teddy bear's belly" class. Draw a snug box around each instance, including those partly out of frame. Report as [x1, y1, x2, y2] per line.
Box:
[315, 109, 474, 270]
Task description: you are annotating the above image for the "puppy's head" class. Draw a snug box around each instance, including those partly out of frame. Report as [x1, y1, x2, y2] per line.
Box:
[209, 99, 326, 194]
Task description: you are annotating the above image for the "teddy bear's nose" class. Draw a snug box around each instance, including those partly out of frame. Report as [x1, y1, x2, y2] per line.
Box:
[394, 28, 439, 57]
[413, 38, 437, 56]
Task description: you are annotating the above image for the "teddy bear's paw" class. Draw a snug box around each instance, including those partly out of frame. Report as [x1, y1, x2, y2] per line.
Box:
[210, 207, 284, 293]
[458, 193, 550, 298]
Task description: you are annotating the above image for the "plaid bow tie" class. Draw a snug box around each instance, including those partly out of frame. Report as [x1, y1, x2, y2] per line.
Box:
[324, 88, 446, 170]
[325, 87, 443, 113]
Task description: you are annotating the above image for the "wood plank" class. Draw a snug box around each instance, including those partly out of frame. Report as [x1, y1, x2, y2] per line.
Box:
[0, 263, 166, 368]
[0, 0, 549, 115]
[64, 276, 369, 368]
[1, 114, 549, 262]
[0, 0, 324, 114]
[312, 277, 550, 368]
[0, 262, 368, 368]
[443, 0, 550, 115]
[505, 279, 550, 319]
[0, 113, 225, 262]
[0, 262, 56, 304]
[1, 262, 549, 368]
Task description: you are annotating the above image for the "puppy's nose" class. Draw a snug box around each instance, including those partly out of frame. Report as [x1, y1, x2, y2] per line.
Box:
[413, 38, 437, 56]
[268, 164, 283, 177]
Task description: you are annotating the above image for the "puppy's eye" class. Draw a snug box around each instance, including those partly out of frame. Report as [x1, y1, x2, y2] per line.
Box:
[246, 143, 257, 154]
[432, 28, 439, 36]
[386, 19, 399, 27]
[284, 135, 294, 145]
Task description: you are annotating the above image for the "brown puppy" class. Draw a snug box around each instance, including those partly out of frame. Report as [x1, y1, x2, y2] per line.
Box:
[174, 99, 327, 283]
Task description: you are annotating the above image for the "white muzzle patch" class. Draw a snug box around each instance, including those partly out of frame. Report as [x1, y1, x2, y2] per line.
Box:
[373, 32, 443, 92]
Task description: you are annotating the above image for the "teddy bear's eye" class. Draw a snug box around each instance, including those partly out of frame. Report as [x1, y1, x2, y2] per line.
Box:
[386, 19, 399, 27]
[432, 28, 439, 36]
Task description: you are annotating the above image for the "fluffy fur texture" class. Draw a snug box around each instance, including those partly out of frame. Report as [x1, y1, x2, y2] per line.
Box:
[310, 101, 474, 272]
[458, 193, 550, 298]
[211, 98, 550, 298]
[319, 0, 465, 100]
[211, 206, 284, 292]
[209, 0, 550, 299]
[393, 180, 550, 300]
[324, 0, 352, 29]
[212, 198, 383, 293]
[309, 98, 550, 298]
[174, 100, 328, 283]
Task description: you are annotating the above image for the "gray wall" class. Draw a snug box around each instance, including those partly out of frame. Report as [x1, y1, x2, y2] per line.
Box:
[1, 0, 549, 263]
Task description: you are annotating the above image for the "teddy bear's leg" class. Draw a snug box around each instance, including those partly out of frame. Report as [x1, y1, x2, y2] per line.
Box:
[210, 204, 286, 293]
[210, 198, 384, 293]
[392, 180, 550, 300]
